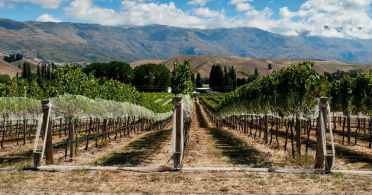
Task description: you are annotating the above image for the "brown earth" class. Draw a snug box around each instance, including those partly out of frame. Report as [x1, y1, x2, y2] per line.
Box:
[0, 60, 21, 77]
[131, 55, 372, 78]
[0, 59, 39, 77]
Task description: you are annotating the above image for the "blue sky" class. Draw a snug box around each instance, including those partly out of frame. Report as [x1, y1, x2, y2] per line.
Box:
[0, 0, 372, 39]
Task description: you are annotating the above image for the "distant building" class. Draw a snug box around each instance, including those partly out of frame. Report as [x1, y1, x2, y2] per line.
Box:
[195, 88, 219, 94]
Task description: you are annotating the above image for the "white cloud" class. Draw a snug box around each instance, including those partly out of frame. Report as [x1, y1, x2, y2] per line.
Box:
[36, 14, 62, 22]
[65, 0, 213, 27]
[187, 0, 213, 7]
[63, 0, 372, 39]
[65, 0, 119, 25]
[228, 0, 253, 5]
[0, 0, 69, 9]
[235, 3, 251, 12]
[278, 0, 372, 39]
[193, 7, 222, 17]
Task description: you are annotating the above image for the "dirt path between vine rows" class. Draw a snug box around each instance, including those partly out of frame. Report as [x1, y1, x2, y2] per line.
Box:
[181, 99, 238, 167]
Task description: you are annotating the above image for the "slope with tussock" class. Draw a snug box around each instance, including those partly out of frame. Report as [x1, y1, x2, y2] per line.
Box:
[131, 55, 371, 78]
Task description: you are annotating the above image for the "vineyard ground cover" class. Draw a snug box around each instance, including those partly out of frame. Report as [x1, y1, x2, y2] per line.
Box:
[0, 150, 33, 168]
[229, 118, 372, 170]
[206, 127, 272, 167]
[52, 130, 160, 166]
[0, 134, 76, 168]
[0, 116, 172, 169]
[260, 119, 372, 170]
[0, 122, 172, 168]
[197, 101, 316, 169]
[93, 129, 172, 167]
[239, 118, 372, 170]
[1, 170, 371, 194]
[181, 99, 232, 167]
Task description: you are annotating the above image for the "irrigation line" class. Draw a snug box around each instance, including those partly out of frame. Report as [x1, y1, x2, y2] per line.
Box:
[19, 165, 369, 175]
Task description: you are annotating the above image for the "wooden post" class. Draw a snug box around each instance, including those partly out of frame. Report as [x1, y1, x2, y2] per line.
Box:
[296, 117, 301, 156]
[347, 112, 351, 145]
[23, 119, 27, 145]
[173, 96, 182, 169]
[141, 118, 144, 132]
[103, 119, 108, 139]
[244, 115, 248, 134]
[264, 114, 269, 144]
[42, 100, 54, 165]
[69, 120, 74, 158]
[315, 97, 327, 169]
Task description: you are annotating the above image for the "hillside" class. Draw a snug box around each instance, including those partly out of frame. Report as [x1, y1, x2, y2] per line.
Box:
[1, 18, 372, 63]
[0, 60, 21, 77]
[0, 57, 39, 77]
[131, 55, 372, 78]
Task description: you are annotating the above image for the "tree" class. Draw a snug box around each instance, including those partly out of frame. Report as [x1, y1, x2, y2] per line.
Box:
[209, 65, 215, 88]
[191, 73, 196, 88]
[229, 66, 237, 91]
[41, 64, 46, 78]
[154, 64, 171, 92]
[209, 64, 224, 92]
[21, 62, 32, 79]
[237, 78, 247, 87]
[83, 61, 133, 84]
[268, 63, 272, 70]
[0, 74, 11, 84]
[132, 63, 170, 92]
[37, 65, 41, 77]
[3, 54, 23, 63]
[196, 72, 202, 88]
[171, 60, 193, 95]
[224, 66, 232, 92]
[46, 65, 51, 80]
[254, 68, 259, 77]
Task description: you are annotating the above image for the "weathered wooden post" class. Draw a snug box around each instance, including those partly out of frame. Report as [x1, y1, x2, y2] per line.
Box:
[173, 96, 182, 169]
[23, 119, 27, 145]
[43, 100, 54, 165]
[34, 99, 54, 166]
[315, 97, 327, 169]
[296, 117, 301, 156]
[264, 114, 269, 144]
[141, 118, 144, 132]
[347, 112, 351, 145]
[69, 120, 74, 158]
[103, 118, 108, 139]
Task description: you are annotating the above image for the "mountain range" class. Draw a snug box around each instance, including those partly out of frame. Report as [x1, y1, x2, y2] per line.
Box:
[1, 18, 372, 63]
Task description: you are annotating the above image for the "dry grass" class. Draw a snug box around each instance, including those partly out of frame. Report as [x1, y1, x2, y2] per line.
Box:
[0, 60, 21, 77]
[0, 170, 371, 194]
[131, 55, 371, 78]
[93, 129, 172, 167]
[182, 99, 231, 167]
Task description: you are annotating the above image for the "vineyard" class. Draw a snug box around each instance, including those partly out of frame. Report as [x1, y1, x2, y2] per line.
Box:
[0, 61, 371, 193]
[199, 61, 372, 170]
